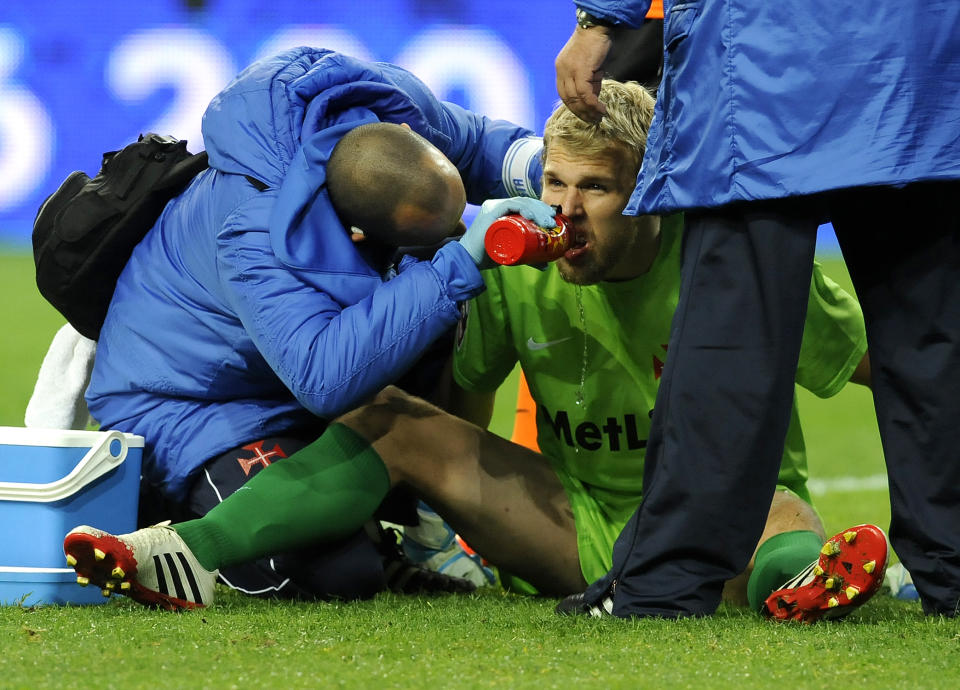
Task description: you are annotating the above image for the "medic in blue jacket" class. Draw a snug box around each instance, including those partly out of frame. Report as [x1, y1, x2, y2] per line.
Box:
[555, 2, 960, 619]
[86, 48, 550, 504]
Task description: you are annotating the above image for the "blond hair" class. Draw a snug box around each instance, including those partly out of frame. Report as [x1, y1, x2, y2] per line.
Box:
[543, 79, 656, 175]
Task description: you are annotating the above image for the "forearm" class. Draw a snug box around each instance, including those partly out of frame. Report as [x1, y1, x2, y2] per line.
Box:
[231, 244, 483, 420]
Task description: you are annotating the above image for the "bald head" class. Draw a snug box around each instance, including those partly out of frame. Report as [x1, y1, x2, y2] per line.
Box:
[326, 122, 466, 247]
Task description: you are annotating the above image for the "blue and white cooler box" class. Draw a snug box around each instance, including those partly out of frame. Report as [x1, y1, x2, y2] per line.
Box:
[0, 427, 143, 606]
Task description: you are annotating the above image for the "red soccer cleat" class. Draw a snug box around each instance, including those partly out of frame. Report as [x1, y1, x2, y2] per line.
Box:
[63, 522, 218, 611]
[763, 523, 888, 623]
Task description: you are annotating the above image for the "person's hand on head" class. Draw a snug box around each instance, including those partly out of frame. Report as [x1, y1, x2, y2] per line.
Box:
[555, 25, 612, 123]
[459, 197, 557, 270]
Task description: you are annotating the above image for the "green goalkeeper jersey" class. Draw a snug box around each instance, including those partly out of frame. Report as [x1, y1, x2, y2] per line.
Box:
[453, 215, 867, 556]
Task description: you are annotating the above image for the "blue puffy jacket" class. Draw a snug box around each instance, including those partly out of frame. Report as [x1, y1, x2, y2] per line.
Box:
[577, 0, 960, 214]
[86, 48, 543, 500]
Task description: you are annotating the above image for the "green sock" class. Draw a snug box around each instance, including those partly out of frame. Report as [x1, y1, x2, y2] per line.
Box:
[746, 530, 824, 611]
[173, 424, 390, 571]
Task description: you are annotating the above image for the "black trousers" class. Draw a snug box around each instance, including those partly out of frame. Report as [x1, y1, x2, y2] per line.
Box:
[832, 181, 960, 616]
[139, 433, 388, 601]
[588, 181, 960, 617]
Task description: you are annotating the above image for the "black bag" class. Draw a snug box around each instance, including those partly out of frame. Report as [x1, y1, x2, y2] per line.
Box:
[32, 133, 209, 340]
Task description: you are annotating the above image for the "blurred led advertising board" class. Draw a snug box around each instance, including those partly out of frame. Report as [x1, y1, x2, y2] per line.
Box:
[0, 0, 840, 249]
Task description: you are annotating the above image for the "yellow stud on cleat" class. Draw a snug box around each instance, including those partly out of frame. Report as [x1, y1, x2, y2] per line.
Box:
[824, 577, 836, 590]
[843, 531, 857, 543]
[77, 576, 90, 586]
[821, 541, 841, 556]
[111, 567, 125, 579]
[863, 560, 876, 574]
[845, 586, 860, 600]
[827, 597, 839, 608]
[66, 554, 77, 567]
[120, 582, 131, 591]
[813, 565, 824, 576]
[101, 589, 112, 597]
[94, 548, 106, 561]
[105, 581, 115, 590]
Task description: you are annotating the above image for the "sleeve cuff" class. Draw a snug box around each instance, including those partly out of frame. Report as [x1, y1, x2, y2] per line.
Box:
[502, 136, 543, 198]
[432, 242, 486, 302]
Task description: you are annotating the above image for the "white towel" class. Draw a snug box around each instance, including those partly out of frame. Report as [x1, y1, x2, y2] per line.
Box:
[24, 323, 97, 430]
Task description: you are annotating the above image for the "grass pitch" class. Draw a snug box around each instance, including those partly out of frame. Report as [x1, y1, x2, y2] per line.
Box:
[4, 591, 957, 690]
[1, 249, 956, 689]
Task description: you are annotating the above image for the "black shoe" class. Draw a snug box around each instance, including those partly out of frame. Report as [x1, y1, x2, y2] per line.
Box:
[383, 556, 477, 594]
[371, 523, 476, 595]
[556, 590, 615, 618]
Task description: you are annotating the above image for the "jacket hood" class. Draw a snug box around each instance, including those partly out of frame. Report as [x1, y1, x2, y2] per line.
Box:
[201, 47, 450, 277]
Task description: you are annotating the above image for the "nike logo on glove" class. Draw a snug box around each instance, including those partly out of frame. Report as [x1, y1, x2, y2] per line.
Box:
[526, 336, 572, 351]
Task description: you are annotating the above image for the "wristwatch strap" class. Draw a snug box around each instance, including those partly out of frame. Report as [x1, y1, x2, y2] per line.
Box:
[576, 7, 615, 30]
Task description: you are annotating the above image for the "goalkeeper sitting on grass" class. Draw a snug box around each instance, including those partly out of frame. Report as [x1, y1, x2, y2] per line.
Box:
[65, 80, 887, 622]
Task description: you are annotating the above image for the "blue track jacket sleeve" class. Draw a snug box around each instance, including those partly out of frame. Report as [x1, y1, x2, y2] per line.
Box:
[218, 195, 482, 419]
[433, 101, 543, 202]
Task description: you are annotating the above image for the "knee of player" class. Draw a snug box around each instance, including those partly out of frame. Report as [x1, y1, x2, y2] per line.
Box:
[766, 490, 825, 540]
[336, 386, 436, 448]
[338, 386, 406, 427]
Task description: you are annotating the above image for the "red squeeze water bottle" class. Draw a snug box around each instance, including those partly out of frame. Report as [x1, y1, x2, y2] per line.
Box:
[483, 212, 572, 266]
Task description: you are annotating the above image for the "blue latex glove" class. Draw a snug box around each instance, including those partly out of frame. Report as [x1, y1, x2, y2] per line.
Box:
[458, 197, 557, 269]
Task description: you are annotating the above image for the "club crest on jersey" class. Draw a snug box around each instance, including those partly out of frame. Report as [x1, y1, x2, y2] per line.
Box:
[236, 440, 287, 476]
